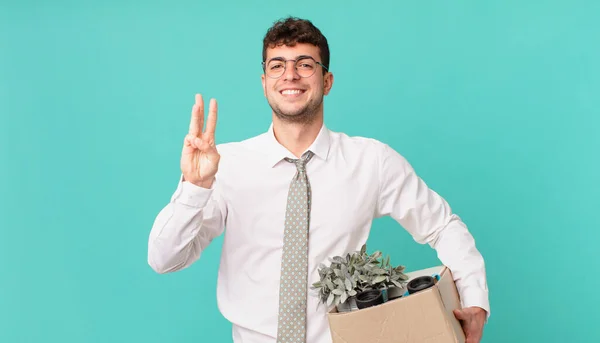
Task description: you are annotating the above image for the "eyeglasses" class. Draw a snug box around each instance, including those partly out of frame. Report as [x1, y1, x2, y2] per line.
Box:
[262, 55, 328, 79]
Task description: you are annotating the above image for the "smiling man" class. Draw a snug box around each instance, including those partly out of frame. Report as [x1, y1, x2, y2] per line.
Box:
[148, 17, 490, 343]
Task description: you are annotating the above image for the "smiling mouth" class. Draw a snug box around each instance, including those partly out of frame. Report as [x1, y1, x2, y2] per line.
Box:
[280, 89, 306, 96]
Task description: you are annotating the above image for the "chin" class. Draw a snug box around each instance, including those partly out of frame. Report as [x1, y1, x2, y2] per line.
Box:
[280, 104, 307, 116]
[274, 107, 318, 124]
[267, 94, 323, 123]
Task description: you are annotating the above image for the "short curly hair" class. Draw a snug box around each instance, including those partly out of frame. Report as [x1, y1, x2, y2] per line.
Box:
[262, 17, 330, 72]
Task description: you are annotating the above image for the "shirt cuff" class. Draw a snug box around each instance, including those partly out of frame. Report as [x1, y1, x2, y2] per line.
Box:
[460, 286, 491, 320]
[172, 176, 215, 208]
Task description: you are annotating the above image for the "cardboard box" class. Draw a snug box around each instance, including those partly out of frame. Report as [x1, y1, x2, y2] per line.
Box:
[327, 265, 466, 343]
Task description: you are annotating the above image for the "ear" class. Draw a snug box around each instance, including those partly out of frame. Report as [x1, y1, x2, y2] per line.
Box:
[261, 73, 266, 97]
[323, 72, 334, 95]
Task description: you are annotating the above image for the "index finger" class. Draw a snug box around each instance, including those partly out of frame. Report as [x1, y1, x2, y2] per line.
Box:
[188, 94, 204, 136]
[204, 98, 218, 138]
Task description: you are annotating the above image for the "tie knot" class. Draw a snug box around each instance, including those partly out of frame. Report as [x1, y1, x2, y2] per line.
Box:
[285, 151, 314, 172]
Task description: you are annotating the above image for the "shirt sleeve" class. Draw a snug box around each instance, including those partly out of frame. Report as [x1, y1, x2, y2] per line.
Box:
[147, 174, 227, 274]
[375, 142, 490, 318]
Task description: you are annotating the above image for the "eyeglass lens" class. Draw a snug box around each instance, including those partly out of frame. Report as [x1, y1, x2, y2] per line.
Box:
[266, 58, 318, 78]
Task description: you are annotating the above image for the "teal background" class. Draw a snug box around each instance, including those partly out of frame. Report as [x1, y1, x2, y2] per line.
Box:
[1, 0, 599, 342]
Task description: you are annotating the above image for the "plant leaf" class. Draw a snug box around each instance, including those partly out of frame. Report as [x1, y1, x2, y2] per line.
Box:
[327, 293, 334, 306]
[345, 278, 352, 291]
[391, 280, 403, 288]
[372, 275, 387, 284]
[340, 291, 348, 304]
[373, 268, 388, 275]
[332, 289, 344, 295]
[348, 289, 357, 296]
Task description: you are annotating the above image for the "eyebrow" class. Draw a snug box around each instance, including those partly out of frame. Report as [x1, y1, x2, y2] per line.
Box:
[268, 55, 315, 62]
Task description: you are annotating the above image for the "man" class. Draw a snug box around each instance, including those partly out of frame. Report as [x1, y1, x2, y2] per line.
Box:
[148, 17, 489, 343]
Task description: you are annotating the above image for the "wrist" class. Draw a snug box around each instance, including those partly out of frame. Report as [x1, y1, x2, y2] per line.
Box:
[194, 177, 215, 189]
[182, 175, 215, 189]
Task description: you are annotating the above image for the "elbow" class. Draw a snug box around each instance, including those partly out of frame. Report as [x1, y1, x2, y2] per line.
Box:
[147, 248, 188, 274]
[148, 254, 172, 274]
[147, 240, 200, 274]
[147, 238, 165, 273]
[424, 214, 465, 248]
[147, 249, 173, 274]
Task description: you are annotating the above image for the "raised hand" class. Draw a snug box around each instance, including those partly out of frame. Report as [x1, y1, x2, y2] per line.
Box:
[181, 94, 220, 188]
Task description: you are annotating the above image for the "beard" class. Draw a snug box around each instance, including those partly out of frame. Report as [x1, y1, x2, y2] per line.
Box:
[268, 92, 323, 124]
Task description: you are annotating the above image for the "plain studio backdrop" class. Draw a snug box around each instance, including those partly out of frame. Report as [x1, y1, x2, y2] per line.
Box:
[1, 1, 598, 342]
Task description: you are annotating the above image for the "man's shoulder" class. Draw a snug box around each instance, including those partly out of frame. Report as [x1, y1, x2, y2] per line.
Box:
[329, 129, 409, 167]
[214, 131, 269, 155]
[329, 129, 392, 152]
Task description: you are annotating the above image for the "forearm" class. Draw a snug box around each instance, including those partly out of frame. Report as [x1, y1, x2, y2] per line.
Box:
[147, 179, 225, 274]
[429, 215, 490, 316]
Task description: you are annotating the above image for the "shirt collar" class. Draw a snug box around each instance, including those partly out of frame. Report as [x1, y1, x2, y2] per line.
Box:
[264, 122, 331, 168]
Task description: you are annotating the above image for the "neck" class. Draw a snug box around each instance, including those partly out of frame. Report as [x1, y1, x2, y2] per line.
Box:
[272, 113, 323, 158]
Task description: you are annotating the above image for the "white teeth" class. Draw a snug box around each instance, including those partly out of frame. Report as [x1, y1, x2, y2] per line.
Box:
[281, 89, 303, 95]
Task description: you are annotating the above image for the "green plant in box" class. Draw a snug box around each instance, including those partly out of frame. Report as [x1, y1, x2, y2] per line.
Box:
[311, 244, 408, 311]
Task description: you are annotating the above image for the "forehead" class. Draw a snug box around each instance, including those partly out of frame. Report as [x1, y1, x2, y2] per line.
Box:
[265, 43, 321, 61]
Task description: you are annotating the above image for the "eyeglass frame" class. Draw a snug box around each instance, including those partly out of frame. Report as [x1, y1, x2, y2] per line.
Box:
[261, 55, 329, 79]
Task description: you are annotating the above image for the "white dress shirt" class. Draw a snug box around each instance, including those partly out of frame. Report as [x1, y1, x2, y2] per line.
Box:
[148, 123, 490, 343]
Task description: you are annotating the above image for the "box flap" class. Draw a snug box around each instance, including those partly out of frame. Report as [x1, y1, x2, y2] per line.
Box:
[405, 265, 446, 280]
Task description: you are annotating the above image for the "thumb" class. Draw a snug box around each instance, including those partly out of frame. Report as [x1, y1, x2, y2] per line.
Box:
[454, 309, 468, 321]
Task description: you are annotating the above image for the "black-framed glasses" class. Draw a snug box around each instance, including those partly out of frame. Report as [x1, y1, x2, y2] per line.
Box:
[262, 55, 328, 79]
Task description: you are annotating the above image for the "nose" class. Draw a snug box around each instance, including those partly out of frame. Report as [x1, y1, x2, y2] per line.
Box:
[283, 60, 300, 81]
